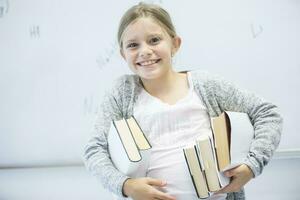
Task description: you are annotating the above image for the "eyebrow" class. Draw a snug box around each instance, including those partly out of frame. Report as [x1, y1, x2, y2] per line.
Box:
[124, 33, 164, 44]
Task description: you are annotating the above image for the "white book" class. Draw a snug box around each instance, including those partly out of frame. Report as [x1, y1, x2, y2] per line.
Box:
[221, 111, 254, 172]
[108, 116, 151, 177]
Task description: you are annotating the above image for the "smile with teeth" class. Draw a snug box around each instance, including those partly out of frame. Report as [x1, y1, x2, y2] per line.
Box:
[137, 59, 161, 66]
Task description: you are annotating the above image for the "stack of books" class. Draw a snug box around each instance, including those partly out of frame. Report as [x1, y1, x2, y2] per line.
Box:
[107, 112, 254, 199]
[183, 111, 254, 199]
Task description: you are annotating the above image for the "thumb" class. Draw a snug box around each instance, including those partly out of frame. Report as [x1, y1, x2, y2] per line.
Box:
[146, 178, 167, 187]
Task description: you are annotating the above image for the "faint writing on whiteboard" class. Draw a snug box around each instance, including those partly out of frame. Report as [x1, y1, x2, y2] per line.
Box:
[251, 23, 263, 39]
[0, 0, 9, 18]
[30, 25, 40, 39]
[96, 41, 118, 70]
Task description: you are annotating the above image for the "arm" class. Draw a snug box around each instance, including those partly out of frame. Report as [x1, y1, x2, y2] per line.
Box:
[83, 91, 129, 197]
[83, 78, 176, 200]
[212, 76, 283, 177]
[209, 75, 283, 194]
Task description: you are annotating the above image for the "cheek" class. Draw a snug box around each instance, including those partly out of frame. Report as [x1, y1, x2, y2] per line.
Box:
[125, 52, 136, 63]
[160, 50, 172, 61]
[124, 53, 138, 70]
[158, 45, 172, 57]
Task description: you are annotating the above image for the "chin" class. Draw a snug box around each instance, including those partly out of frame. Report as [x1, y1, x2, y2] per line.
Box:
[131, 62, 170, 80]
[137, 68, 163, 80]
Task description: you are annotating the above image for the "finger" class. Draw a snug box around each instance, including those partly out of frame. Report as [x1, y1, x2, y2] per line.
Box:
[146, 178, 167, 187]
[217, 177, 241, 194]
[215, 184, 231, 194]
[155, 190, 176, 200]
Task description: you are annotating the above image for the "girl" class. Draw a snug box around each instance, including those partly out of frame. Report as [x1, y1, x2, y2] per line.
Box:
[83, 2, 282, 200]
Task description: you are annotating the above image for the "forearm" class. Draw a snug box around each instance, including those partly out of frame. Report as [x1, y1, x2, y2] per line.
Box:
[83, 135, 130, 196]
[243, 101, 283, 177]
[83, 89, 129, 197]
[222, 83, 283, 177]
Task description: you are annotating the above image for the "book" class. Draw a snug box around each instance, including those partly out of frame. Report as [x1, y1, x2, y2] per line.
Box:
[196, 135, 223, 192]
[183, 111, 254, 198]
[108, 116, 151, 177]
[211, 111, 254, 172]
[210, 112, 231, 171]
[220, 111, 254, 171]
[183, 135, 227, 199]
[183, 146, 210, 199]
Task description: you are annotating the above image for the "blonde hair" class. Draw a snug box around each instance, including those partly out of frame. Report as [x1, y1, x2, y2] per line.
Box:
[117, 2, 177, 48]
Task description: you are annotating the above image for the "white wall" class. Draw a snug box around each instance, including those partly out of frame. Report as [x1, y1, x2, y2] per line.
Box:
[1, 0, 299, 167]
[0, 1, 299, 197]
[245, 158, 300, 199]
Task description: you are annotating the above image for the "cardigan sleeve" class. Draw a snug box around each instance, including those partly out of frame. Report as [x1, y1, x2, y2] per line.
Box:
[82, 77, 130, 198]
[210, 75, 283, 177]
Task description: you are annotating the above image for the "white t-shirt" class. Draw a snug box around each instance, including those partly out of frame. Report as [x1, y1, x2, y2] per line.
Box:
[133, 72, 226, 200]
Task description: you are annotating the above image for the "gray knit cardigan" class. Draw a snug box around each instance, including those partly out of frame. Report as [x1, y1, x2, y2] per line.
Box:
[83, 70, 283, 200]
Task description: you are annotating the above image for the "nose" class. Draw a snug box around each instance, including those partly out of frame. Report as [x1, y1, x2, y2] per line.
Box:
[139, 43, 153, 58]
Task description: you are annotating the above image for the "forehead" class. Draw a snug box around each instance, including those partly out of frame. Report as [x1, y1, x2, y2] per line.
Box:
[122, 17, 168, 41]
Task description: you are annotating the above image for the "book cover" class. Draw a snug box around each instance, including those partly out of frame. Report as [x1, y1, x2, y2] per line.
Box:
[210, 112, 231, 171]
[221, 111, 254, 171]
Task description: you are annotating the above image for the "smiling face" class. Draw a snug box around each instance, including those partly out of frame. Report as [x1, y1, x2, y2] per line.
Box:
[120, 17, 181, 80]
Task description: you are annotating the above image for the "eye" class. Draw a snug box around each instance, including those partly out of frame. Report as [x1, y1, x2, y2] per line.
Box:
[126, 43, 138, 49]
[149, 37, 161, 44]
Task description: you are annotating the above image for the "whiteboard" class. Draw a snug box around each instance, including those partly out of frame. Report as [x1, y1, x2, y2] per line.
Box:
[0, 0, 299, 167]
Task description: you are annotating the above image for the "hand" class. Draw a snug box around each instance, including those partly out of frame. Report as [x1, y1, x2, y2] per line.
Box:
[215, 164, 254, 194]
[123, 177, 176, 200]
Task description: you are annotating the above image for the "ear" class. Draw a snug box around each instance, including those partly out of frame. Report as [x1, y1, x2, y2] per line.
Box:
[172, 36, 181, 56]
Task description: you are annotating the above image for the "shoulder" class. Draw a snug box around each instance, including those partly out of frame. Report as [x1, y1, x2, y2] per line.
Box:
[99, 74, 141, 119]
[189, 69, 243, 101]
[189, 69, 229, 87]
[103, 74, 141, 112]
[112, 74, 139, 88]
[108, 73, 141, 95]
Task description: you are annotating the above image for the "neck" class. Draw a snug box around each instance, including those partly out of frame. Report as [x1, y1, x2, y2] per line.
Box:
[140, 69, 186, 96]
